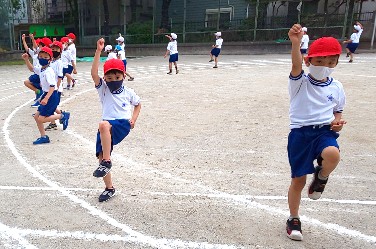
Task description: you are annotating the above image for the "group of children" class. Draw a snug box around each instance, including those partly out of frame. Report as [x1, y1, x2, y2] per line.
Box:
[19, 24, 360, 242]
[300, 22, 364, 63]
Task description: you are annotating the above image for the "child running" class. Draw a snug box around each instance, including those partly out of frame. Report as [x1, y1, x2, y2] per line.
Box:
[300, 27, 309, 62]
[286, 24, 346, 241]
[60, 37, 77, 90]
[343, 21, 363, 63]
[164, 33, 179, 75]
[115, 45, 134, 81]
[22, 47, 70, 144]
[91, 38, 141, 202]
[209, 32, 223, 68]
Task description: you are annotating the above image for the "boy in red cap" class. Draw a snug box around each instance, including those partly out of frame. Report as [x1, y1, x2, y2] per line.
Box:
[286, 24, 347, 241]
[22, 47, 70, 144]
[66, 33, 77, 88]
[60, 37, 77, 90]
[45, 41, 65, 131]
[343, 21, 363, 63]
[91, 38, 141, 202]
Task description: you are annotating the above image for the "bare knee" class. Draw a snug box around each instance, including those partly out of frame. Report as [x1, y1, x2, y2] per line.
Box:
[98, 121, 111, 133]
[321, 146, 340, 165]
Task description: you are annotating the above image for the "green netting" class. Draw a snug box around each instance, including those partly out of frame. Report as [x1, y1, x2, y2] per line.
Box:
[76, 57, 107, 62]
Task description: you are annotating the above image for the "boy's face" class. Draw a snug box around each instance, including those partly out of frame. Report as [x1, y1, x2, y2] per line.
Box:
[305, 55, 339, 68]
[51, 46, 61, 52]
[104, 71, 124, 82]
[38, 52, 51, 60]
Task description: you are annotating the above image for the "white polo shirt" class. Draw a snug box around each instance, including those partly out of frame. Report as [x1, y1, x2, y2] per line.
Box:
[68, 43, 76, 63]
[61, 49, 74, 68]
[34, 66, 57, 92]
[350, 29, 363, 43]
[216, 38, 223, 49]
[167, 40, 178, 54]
[50, 58, 64, 92]
[301, 34, 309, 49]
[96, 78, 141, 120]
[288, 71, 346, 129]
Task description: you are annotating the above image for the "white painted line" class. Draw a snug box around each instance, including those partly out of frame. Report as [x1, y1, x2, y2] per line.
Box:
[0, 91, 29, 103]
[233, 61, 266, 66]
[149, 192, 376, 206]
[0, 220, 38, 249]
[0, 85, 23, 93]
[0, 185, 100, 192]
[339, 74, 376, 78]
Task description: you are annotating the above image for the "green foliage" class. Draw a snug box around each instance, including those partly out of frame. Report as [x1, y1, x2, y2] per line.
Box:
[126, 21, 153, 44]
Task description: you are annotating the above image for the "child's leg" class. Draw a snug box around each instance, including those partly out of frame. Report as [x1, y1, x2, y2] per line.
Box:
[288, 175, 306, 217]
[214, 56, 218, 67]
[174, 61, 178, 73]
[98, 121, 112, 160]
[97, 152, 114, 189]
[35, 113, 64, 136]
[318, 146, 340, 177]
[168, 62, 172, 71]
[24, 80, 37, 92]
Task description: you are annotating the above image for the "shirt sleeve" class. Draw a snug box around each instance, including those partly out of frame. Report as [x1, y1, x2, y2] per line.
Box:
[28, 48, 35, 57]
[57, 61, 64, 78]
[129, 88, 141, 106]
[288, 70, 305, 98]
[334, 83, 346, 113]
[34, 66, 41, 75]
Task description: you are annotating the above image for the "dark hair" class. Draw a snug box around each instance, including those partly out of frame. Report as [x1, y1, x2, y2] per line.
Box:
[105, 69, 123, 75]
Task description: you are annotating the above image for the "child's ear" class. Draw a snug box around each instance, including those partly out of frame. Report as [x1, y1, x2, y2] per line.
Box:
[303, 56, 310, 66]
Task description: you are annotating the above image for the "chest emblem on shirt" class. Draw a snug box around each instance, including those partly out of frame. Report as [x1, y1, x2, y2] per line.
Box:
[327, 94, 334, 102]
[122, 103, 126, 107]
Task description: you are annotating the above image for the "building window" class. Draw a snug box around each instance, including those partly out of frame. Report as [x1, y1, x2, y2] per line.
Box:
[205, 8, 232, 28]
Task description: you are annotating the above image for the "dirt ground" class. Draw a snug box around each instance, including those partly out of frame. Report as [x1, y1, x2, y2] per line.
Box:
[0, 53, 375, 249]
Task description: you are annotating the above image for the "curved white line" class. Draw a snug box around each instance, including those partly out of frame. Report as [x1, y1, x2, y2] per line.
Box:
[0, 220, 38, 249]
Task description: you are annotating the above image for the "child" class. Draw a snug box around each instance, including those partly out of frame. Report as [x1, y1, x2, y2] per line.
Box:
[66, 33, 77, 88]
[116, 35, 125, 51]
[22, 47, 70, 144]
[300, 27, 309, 62]
[115, 45, 134, 81]
[21, 33, 43, 107]
[286, 24, 346, 241]
[45, 41, 64, 131]
[343, 21, 363, 63]
[91, 38, 141, 202]
[209, 32, 223, 68]
[105, 45, 117, 60]
[60, 37, 77, 90]
[164, 33, 179, 75]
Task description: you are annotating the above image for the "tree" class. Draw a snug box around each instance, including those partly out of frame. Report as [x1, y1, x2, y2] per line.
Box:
[159, 0, 172, 33]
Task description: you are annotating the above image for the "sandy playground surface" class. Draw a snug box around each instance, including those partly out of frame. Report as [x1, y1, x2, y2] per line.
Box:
[0, 53, 375, 249]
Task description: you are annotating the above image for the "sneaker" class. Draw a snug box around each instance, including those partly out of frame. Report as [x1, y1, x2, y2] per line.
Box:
[349, 59, 353, 63]
[176, 69, 179, 74]
[72, 79, 76, 88]
[60, 111, 70, 130]
[346, 52, 350, 57]
[33, 135, 50, 145]
[93, 160, 112, 178]
[35, 91, 43, 101]
[99, 188, 115, 202]
[65, 84, 71, 90]
[45, 123, 57, 131]
[128, 77, 134, 81]
[167, 71, 172, 75]
[213, 65, 218, 68]
[59, 110, 64, 124]
[31, 101, 40, 108]
[308, 166, 328, 200]
[286, 218, 303, 241]
[209, 59, 214, 62]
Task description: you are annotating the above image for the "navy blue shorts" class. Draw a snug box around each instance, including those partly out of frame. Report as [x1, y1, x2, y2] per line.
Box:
[37, 91, 60, 117]
[63, 65, 74, 75]
[300, 49, 307, 54]
[169, 53, 178, 63]
[122, 59, 127, 71]
[211, 48, 221, 57]
[96, 119, 131, 157]
[29, 74, 41, 89]
[287, 125, 340, 178]
[346, 43, 359, 53]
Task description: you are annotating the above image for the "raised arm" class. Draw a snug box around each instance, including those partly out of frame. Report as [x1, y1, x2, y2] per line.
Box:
[22, 53, 34, 72]
[30, 33, 37, 50]
[288, 24, 303, 77]
[91, 38, 104, 86]
[21, 34, 29, 51]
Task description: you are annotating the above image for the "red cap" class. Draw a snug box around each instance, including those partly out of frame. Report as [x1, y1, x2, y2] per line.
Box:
[103, 59, 125, 75]
[42, 37, 52, 47]
[35, 38, 41, 45]
[67, 33, 76, 40]
[51, 41, 63, 50]
[39, 47, 53, 58]
[60, 37, 69, 43]
[307, 37, 342, 58]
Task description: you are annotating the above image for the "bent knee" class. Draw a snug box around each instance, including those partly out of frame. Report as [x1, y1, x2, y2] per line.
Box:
[98, 121, 111, 132]
[321, 146, 340, 164]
